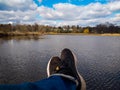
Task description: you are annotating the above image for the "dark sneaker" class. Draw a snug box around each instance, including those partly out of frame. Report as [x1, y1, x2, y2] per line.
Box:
[47, 56, 62, 77]
[60, 48, 86, 90]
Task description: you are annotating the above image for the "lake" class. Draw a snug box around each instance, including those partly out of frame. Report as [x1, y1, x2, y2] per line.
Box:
[0, 35, 120, 90]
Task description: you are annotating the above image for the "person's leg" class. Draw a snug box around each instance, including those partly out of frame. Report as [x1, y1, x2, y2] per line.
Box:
[34, 75, 76, 90]
[0, 75, 76, 90]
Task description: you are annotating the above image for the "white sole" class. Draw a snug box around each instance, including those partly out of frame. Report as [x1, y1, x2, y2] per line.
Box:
[72, 51, 86, 90]
[47, 57, 53, 77]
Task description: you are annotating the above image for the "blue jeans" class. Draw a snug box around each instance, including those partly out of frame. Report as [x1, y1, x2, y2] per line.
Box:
[0, 76, 76, 90]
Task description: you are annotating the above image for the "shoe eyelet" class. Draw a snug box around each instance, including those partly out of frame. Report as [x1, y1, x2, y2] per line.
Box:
[56, 66, 60, 71]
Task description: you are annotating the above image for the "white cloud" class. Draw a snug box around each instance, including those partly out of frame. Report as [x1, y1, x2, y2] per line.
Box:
[0, 0, 37, 11]
[38, 0, 42, 3]
[107, 1, 120, 11]
[36, 1, 120, 26]
[110, 14, 120, 23]
[0, 0, 120, 26]
[0, 0, 27, 6]
[0, 10, 37, 24]
[0, 0, 38, 24]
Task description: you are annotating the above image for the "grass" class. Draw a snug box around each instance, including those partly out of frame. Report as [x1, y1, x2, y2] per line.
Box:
[45, 32, 120, 36]
[0, 31, 120, 37]
[0, 31, 42, 37]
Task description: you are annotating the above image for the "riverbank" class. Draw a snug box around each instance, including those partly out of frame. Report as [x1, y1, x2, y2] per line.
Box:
[45, 32, 120, 36]
[0, 32, 120, 37]
[100, 33, 120, 36]
[0, 31, 42, 37]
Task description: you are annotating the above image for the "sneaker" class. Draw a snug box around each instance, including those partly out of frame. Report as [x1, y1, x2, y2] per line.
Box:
[60, 48, 86, 90]
[47, 56, 62, 76]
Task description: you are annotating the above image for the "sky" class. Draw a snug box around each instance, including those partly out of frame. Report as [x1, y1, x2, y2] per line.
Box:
[0, 0, 120, 26]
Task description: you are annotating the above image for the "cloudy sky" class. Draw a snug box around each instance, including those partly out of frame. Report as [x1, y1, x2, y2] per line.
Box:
[0, 0, 120, 26]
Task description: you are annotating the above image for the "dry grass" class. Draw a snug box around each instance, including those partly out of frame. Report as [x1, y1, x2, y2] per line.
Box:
[0, 31, 42, 36]
[46, 32, 120, 36]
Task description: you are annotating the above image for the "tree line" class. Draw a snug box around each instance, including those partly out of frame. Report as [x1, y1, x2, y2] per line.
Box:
[0, 22, 120, 36]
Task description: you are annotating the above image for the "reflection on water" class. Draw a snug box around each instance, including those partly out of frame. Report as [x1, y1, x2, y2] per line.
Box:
[0, 35, 120, 90]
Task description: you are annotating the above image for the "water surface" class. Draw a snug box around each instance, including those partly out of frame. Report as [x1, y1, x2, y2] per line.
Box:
[0, 35, 120, 90]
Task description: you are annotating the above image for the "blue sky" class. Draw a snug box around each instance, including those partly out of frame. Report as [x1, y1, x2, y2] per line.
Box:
[34, 0, 107, 7]
[0, 0, 120, 26]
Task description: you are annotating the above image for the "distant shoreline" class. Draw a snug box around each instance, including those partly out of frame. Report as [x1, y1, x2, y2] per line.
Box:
[0, 32, 120, 37]
[0, 31, 42, 37]
[45, 32, 120, 36]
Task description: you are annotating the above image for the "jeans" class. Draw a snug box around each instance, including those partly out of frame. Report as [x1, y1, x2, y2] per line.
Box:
[0, 75, 76, 90]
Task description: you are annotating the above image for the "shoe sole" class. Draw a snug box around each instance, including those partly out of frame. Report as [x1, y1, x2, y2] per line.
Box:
[72, 51, 86, 90]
